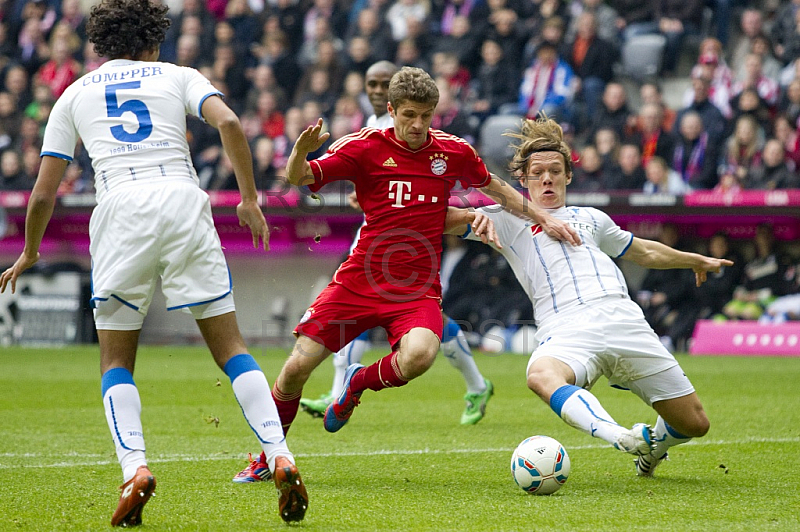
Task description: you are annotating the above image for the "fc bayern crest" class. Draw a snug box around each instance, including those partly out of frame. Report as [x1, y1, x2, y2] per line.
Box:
[430, 153, 448, 175]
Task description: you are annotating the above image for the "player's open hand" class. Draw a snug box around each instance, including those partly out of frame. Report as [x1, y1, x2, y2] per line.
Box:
[538, 211, 581, 246]
[693, 257, 734, 287]
[471, 211, 502, 249]
[0, 251, 40, 294]
[295, 118, 330, 154]
[237, 200, 270, 251]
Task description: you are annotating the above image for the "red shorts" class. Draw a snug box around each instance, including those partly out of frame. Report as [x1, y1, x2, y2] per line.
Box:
[294, 281, 443, 352]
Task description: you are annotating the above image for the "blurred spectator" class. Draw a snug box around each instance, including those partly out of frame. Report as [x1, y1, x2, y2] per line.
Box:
[610, 0, 654, 42]
[720, 223, 793, 321]
[517, 40, 575, 122]
[668, 232, 742, 350]
[744, 138, 800, 190]
[431, 15, 478, 72]
[431, 51, 469, 103]
[341, 70, 372, 118]
[593, 127, 619, 166]
[4, 65, 32, 110]
[341, 35, 374, 75]
[643, 155, 691, 194]
[431, 76, 475, 143]
[719, 114, 763, 185]
[433, 0, 490, 37]
[586, 81, 630, 140]
[298, 19, 344, 69]
[522, 15, 566, 68]
[0, 92, 21, 144]
[685, 40, 733, 118]
[331, 95, 365, 133]
[728, 87, 771, 137]
[294, 66, 337, 117]
[712, 170, 742, 196]
[254, 89, 285, 138]
[744, 33, 782, 84]
[778, 79, 800, 125]
[346, 7, 395, 62]
[482, 8, 527, 72]
[773, 114, 800, 170]
[386, 0, 429, 42]
[761, 264, 800, 324]
[605, 142, 646, 190]
[629, 101, 676, 166]
[672, 111, 718, 189]
[81, 39, 105, 73]
[730, 8, 763, 74]
[639, 81, 675, 131]
[566, 11, 618, 126]
[16, 16, 48, 75]
[636, 223, 695, 350]
[15, 115, 42, 154]
[252, 135, 283, 189]
[35, 33, 80, 102]
[564, 0, 619, 45]
[304, 0, 348, 45]
[676, 71, 726, 146]
[174, 34, 201, 68]
[468, 38, 518, 121]
[224, 0, 258, 49]
[770, 0, 800, 65]
[57, 161, 89, 195]
[252, 30, 301, 98]
[570, 144, 606, 191]
[731, 53, 779, 111]
[0, 149, 30, 190]
[395, 37, 429, 71]
[210, 43, 247, 108]
[262, 0, 304, 55]
[653, 0, 705, 75]
[246, 65, 287, 112]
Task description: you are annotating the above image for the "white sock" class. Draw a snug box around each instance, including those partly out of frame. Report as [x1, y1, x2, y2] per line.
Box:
[652, 416, 692, 459]
[331, 336, 369, 398]
[441, 327, 486, 395]
[224, 354, 292, 472]
[549, 385, 626, 445]
[101, 368, 146, 482]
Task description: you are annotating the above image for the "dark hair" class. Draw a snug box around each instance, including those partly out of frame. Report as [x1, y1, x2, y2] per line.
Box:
[86, 0, 170, 60]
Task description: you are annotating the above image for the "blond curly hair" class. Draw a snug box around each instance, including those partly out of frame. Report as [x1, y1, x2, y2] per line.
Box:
[504, 116, 573, 177]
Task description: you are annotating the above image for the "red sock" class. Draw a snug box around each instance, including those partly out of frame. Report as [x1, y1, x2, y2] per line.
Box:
[350, 352, 408, 394]
[272, 384, 302, 436]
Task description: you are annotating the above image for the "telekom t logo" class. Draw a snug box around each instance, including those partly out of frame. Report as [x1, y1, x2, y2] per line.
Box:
[388, 180, 412, 208]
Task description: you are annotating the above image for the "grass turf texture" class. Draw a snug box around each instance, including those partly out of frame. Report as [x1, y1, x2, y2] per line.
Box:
[1, 346, 799, 531]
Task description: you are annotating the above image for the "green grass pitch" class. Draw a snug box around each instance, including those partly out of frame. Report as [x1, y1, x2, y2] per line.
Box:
[1, 346, 799, 531]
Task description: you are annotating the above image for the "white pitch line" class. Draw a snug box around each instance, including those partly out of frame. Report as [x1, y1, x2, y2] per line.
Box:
[1, 436, 798, 470]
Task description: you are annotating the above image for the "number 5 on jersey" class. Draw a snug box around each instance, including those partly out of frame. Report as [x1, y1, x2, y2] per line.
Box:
[106, 81, 153, 142]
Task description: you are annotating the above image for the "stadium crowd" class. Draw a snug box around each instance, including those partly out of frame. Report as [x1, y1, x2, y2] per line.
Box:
[1, 0, 800, 195]
[0, 0, 799, 344]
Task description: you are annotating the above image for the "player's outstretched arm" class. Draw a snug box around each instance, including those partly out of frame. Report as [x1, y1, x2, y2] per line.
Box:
[286, 118, 330, 187]
[0, 156, 66, 294]
[202, 95, 270, 250]
[482, 174, 581, 246]
[623, 237, 734, 287]
[444, 207, 502, 248]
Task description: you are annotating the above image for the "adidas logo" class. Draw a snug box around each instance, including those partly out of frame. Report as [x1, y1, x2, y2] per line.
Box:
[383, 157, 397, 167]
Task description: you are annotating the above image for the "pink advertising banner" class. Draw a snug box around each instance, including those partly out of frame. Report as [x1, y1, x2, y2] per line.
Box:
[690, 320, 800, 357]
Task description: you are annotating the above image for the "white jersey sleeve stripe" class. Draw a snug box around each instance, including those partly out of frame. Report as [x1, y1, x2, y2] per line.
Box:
[533, 238, 559, 313]
[559, 240, 585, 305]
[41, 150, 73, 161]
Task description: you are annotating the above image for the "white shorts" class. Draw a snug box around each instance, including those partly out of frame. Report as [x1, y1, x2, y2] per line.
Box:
[528, 299, 692, 405]
[94, 292, 236, 331]
[89, 180, 233, 325]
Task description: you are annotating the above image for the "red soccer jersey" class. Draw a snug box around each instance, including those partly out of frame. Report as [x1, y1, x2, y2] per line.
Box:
[309, 127, 491, 301]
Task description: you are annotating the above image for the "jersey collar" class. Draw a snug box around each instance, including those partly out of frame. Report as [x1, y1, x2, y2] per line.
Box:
[385, 128, 433, 153]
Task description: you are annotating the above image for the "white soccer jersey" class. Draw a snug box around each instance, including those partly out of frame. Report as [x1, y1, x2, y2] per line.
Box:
[365, 112, 393, 129]
[41, 59, 221, 203]
[465, 206, 634, 328]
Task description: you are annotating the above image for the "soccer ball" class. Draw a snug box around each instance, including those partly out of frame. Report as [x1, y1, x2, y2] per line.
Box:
[510, 435, 570, 495]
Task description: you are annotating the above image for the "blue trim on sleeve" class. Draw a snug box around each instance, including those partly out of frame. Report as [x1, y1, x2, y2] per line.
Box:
[549, 384, 581, 417]
[101, 367, 135, 397]
[197, 91, 224, 122]
[616, 233, 634, 258]
[355, 329, 371, 342]
[441, 316, 462, 342]
[460, 225, 472, 239]
[40, 151, 73, 162]
[224, 354, 261, 382]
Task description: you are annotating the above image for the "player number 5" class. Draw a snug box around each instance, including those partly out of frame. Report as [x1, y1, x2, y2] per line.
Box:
[105, 81, 153, 142]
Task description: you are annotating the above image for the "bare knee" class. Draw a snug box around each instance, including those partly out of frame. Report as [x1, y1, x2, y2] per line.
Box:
[397, 330, 439, 379]
[684, 412, 710, 437]
[277, 338, 329, 392]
